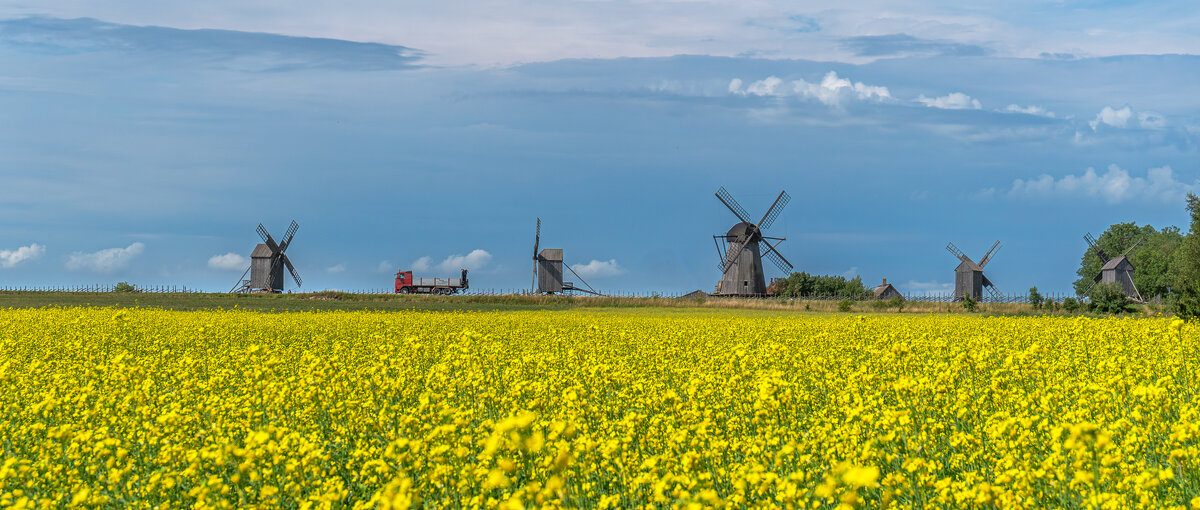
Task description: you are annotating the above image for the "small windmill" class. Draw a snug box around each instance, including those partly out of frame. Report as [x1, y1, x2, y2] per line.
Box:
[1081, 232, 1143, 301]
[946, 240, 1002, 301]
[232, 221, 303, 293]
[531, 218, 600, 295]
[712, 187, 793, 296]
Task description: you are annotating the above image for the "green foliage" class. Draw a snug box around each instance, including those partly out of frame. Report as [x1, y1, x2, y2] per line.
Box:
[838, 299, 853, 312]
[769, 272, 872, 299]
[113, 281, 137, 293]
[1028, 286, 1043, 310]
[1090, 282, 1135, 315]
[1075, 222, 1183, 299]
[1061, 297, 1080, 312]
[961, 294, 977, 312]
[1173, 193, 1200, 320]
[888, 295, 905, 312]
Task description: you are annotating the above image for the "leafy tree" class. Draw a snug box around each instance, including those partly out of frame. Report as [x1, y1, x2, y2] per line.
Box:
[1028, 286, 1043, 310]
[1090, 282, 1134, 314]
[1061, 297, 1080, 312]
[768, 272, 872, 299]
[113, 281, 137, 293]
[1172, 193, 1200, 319]
[1074, 222, 1182, 299]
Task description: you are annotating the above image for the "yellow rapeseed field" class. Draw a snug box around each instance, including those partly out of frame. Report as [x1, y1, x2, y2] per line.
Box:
[0, 307, 1196, 509]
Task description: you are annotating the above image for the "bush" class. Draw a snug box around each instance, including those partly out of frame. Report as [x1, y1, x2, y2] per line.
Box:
[888, 295, 905, 312]
[961, 294, 977, 312]
[1090, 282, 1134, 314]
[1061, 297, 1080, 312]
[838, 299, 853, 312]
[114, 281, 137, 293]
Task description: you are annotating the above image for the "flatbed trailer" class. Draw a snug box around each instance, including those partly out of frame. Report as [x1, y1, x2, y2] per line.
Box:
[395, 269, 469, 295]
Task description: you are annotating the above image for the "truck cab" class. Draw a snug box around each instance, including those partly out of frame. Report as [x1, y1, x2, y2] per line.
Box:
[395, 271, 414, 293]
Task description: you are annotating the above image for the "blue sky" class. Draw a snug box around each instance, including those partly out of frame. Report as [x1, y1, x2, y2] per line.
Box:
[1, 2, 1199, 294]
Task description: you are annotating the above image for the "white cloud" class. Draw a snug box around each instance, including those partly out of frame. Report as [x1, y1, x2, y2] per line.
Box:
[326, 264, 346, 273]
[569, 259, 625, 278]
[436, 249, 492, 272]
[730, 72, 891, 106]
[65, 242, 144, 273]
[1090, 105, 1133, 129]
[1006, 164, 1196, 204]
[0, 243, 44, 269]
[916, 92, 981, 110]
[1089, 105, 1165, 130]
[904, 280, 953, 295]
[207, 252, 248, 270]
[842, 266, 859, 279]
[411, 250, 492, 274]
[377, 260, 394, 272]
[1004, 104, 1055, 117]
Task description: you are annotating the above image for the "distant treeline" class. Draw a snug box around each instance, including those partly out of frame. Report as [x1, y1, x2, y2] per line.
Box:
[767, 273, 872, 299]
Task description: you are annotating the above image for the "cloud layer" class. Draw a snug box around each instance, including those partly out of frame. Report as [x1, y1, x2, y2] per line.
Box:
[65, 242, 144, 273]
[1089, 105, 1165, 130]
[570, 259, 625, 278]
[414, 249, 492, 273]
[1004, 165, 1196, 204]
[916, 92, 981, 110]
[730, 72, 890, 106]
[207, 252, 247, 270]
[0, 243, 44, 269]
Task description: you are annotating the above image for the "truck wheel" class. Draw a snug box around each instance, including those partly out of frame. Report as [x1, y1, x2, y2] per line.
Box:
[399, 287, 411, 294]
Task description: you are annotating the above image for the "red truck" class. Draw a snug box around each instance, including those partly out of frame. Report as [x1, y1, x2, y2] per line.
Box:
[395, 269, 469, 295]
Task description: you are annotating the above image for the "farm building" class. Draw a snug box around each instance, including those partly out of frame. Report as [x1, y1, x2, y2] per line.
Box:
[873, 278, 902, 300]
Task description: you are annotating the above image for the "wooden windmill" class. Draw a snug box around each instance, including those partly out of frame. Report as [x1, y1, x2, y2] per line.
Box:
[712, 187, 793, 296]
[1082, 232, 1143, 301]
[946, 240, 1001, 301]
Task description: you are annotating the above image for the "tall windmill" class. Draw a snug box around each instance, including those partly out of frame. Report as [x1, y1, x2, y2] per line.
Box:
[946, 240, 1002, 301]
[530, 218, 600, 295]
[233, 221, 303, 293]
[712, 187, 793, 296]
[1081, 232, 1143, 301]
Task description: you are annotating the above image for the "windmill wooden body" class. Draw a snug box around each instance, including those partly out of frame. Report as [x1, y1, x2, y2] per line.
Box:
[946, 240, 1001, 301]
[712, 187, 794, 296]
[530, 218, 599, 295]
[233, 221, 303, 293]
[1083, 232, 1143, 301]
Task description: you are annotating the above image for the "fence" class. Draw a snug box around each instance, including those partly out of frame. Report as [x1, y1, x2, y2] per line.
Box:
[0, 284, 201, 293]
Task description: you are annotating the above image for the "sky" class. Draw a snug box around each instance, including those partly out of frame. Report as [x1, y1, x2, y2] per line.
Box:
[1, 1, 1199, 295]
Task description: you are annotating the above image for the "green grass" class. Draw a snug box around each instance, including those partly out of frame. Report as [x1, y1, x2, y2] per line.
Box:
[0, 290, 1155, 317]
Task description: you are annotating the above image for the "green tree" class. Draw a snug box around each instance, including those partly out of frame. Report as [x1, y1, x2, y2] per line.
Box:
[1074, 222, 1182, 299]
[769, 272, 872, 299]
[1028, 286, 1043, 310]
[1172, 193, 1200, 319]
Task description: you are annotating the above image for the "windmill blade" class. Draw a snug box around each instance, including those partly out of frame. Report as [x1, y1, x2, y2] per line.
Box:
[945, 242, 971, 264]
[532, 218, 541, 294]
[715, 186, 752, 224]
[1082, 275, 1102, 298]
[721, 238, 749, 273]
[978, 240, 1001, 268]
[757, 190, 791, 230]
[1084, 233, 1110, 263]
[265, 256, 281, 289]
[279, 221, 299, 252]
[282, 253, 302, 288]
[985, 284, 1003, 301]
[762, 240, 793, 274]
[761, 239, 793, 272]
[257, 224, 281, 254]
